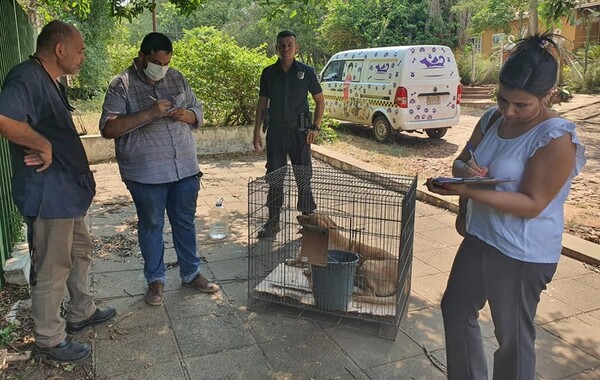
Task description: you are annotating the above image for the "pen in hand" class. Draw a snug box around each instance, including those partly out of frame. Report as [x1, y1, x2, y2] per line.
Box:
[466, 141, 478, 167]
[149, 95, 157, 101]
[466, 141, 486, 176]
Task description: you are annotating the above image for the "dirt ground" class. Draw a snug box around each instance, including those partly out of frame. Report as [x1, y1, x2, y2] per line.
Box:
[323, 103, 600, 244]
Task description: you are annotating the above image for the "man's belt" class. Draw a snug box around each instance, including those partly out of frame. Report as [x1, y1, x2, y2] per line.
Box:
[271, 120, 300, 128]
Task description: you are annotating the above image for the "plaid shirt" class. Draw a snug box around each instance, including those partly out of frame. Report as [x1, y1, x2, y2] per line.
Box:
[100, 62, 202, 184]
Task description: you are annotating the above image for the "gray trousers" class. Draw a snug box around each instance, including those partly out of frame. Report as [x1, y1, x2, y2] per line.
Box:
[29, 217, 96, 347]
[441, 234, 556, 380]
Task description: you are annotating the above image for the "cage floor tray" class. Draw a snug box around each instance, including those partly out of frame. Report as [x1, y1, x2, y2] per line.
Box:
[254, 263, 396, 316]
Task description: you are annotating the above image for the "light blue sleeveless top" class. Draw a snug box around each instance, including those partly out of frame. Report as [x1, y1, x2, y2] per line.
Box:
[466, 107, 586, 263]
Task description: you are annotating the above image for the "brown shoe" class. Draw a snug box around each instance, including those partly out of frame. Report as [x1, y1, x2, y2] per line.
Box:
[145, 281, 164, 306]
[183, 274, 219, 293]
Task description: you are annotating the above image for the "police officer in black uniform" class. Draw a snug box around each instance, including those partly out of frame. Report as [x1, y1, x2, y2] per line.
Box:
[253, 30, 324, 238]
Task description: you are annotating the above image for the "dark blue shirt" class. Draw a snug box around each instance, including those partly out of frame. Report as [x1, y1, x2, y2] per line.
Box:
[259, 59, 322, 124]
[0, 59, 95, 218]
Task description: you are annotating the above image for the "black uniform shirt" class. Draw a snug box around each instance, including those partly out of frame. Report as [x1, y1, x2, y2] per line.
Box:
[0, 59, 95, 218]
[259, 59, 322, 124]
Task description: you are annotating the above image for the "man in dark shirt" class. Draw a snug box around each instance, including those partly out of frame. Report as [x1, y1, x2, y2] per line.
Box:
[253, 30, 324, 238]
[0, 20, 115, 363]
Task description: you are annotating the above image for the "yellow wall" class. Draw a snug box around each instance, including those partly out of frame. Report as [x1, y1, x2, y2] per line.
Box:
[479, 14, 599, 55]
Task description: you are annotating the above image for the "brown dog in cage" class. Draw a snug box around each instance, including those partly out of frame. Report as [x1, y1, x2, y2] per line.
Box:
[296, 213, 399, 303]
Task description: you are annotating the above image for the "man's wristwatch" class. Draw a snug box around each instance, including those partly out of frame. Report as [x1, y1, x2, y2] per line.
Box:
[309, 124, 320, 131]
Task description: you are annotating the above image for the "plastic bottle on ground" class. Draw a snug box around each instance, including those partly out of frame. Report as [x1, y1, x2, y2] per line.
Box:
[209, 197, 229, 240]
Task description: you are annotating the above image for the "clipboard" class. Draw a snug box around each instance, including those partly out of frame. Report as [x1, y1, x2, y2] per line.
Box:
[432, 177, 515, 185]
[122, 105, 184, 136]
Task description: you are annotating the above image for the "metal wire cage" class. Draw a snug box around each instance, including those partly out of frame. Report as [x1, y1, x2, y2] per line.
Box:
[248, 164, 416, 339]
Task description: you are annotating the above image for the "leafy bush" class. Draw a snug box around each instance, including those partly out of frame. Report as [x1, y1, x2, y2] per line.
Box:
[316, 117, 340, 144]
[0, 320, 19, 348]
[456, 46, 500, 85]
[68, 0, 119, 99]
[562, 46, 600, 94]
[172, 27, 275, 126]
[107, 41, 138, 78]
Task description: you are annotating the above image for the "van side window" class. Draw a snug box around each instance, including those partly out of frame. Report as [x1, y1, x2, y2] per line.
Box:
[321, 60, 344, 82]
[342, 61, 363, 82]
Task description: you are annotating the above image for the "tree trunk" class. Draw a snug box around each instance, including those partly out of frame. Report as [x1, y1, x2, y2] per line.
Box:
[528, 0, 538, 36]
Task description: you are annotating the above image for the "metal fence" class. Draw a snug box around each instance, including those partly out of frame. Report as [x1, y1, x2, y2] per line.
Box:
[0, 0, 35, 279]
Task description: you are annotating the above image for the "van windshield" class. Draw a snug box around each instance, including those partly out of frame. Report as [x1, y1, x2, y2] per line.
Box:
[321, 61, 344, 82]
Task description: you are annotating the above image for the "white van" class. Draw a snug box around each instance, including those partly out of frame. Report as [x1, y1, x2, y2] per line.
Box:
[320, 45, 461, 141]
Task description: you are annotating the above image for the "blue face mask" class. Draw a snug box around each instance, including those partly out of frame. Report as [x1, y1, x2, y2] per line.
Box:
[144, 59, 169, 81]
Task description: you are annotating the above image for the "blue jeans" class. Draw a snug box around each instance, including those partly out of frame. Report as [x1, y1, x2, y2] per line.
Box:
[125, 174, 201, 285]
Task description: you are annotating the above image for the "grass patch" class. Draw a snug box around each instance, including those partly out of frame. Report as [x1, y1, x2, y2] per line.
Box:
[72, 98, 103, 136]
[0, 320, 19, 348]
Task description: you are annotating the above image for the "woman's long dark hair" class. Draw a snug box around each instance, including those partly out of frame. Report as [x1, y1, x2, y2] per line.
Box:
[499, 32, 561, 97]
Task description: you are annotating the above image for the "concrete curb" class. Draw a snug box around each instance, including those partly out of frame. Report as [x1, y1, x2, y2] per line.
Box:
[312, 144, 600, 266]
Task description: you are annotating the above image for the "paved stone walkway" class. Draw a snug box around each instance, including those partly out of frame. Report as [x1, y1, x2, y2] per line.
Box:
[84, 154, 599, 380]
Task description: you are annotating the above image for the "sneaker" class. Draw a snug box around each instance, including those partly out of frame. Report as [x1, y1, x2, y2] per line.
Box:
[33, 339, 91, 363]
[183, 274, 219, 293]
[257, 221, 281, 238]
[66, 306, 117, 334]
[144, 281, 164, 306]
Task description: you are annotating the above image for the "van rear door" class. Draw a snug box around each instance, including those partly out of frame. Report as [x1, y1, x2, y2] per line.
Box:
[404, 46, 459, 123]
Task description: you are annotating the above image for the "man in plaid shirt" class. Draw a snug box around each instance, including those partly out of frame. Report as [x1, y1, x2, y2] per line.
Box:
[100, 32, 219, 307]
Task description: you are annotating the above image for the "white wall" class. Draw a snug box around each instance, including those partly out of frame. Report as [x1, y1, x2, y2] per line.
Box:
[81, 125, 255, 163]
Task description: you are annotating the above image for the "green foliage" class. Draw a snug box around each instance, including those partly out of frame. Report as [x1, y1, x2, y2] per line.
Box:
[553, 85, 573, 102]
[159, 0, 229, 40]
[71, 97, 105, 113]
[220, 0, 328, 67]
[0, 320, 20, 348]
[172, 27, 275, 126]
[19, 0, 92, 21]
[456, 45, 500, 85]
[9, 211, 24, 245]
[465, 0, 528, 35]
[107, 0, 316, 22]
[320, 0, 458, 54]
[107, 38, 138, 78]
[315, 117, 339, 144]
[52, 0, 125, 99]
[539, 0, 578, 26]
[562, 45, 600, 93]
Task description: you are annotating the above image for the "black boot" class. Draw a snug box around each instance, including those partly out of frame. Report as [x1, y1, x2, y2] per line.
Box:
[33, 339, 91, 362]
[66, 306, 116, 334]
[257, 219, 281, 238]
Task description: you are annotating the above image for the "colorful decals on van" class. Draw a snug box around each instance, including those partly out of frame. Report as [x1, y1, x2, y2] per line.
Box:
[324, 46, 459, 126]
[420, 55, 445, 68]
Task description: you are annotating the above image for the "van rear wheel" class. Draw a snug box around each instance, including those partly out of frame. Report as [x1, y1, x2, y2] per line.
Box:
[425, 127, 448, 139]
[373, 116, 392, 143]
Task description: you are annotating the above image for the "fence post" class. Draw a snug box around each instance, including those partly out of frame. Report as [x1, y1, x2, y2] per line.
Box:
[0, 0, 35, 285]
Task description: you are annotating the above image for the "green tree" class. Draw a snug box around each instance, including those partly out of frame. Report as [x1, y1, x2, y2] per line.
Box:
[171, 27, 275, 126]
[159, 0, 236, 40]
[540, 0, 600, 75]
[70, 0, 117, 98]
[18, 0, 91, 26]
[320, 0, 458, 54]
[455, 0, 529, 36]
[223, 0, 328, 66]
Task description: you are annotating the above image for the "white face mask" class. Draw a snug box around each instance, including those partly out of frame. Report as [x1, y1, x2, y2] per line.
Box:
[144, 61, 169, 81]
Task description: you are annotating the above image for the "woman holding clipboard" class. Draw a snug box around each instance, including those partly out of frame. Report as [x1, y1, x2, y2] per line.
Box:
[426, 33, 586, 380]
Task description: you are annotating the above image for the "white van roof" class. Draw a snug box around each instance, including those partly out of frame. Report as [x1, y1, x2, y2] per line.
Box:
[330, 45, 453, 61]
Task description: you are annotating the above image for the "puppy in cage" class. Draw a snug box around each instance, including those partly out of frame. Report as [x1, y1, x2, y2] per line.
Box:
[295, 213, 399, 304]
